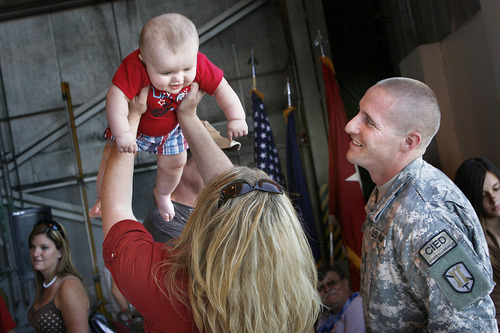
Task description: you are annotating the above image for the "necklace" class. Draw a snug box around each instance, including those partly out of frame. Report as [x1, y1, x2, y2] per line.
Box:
[43, 275, 58, 288]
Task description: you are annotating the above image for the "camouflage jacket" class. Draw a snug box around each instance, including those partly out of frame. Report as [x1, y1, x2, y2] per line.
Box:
[361, 158, 497, 332]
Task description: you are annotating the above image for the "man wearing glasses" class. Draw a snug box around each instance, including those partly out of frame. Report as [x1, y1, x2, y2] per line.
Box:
[316, 265, 364, 333]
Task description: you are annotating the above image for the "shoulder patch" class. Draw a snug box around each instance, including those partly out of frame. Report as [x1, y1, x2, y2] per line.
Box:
[419, 230, 456, 266]
[428, 240, 492, 311]
[443, 262, 474, 293]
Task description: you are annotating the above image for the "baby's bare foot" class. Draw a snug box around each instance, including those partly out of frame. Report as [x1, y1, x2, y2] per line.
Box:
[154, 188, 175, 222]
[89, 198, 101, 218]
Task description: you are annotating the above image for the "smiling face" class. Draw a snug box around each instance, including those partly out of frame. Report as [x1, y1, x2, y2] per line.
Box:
[318, 271, 350, 313]
[483, 171, 500, 219]
[30, 234, 61, 276]
[344, 86, 407, 184]
[140, 39, 198, 94]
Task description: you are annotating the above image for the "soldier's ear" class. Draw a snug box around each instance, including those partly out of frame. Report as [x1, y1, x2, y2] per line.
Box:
[402, 131, 421, 151]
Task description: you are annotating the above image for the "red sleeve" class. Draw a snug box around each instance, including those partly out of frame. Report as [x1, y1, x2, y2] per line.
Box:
[103, 221, 176, 320]
[103, 220, 166, 304]
[195, 52, 224, 96]
[112, 49, 151, 100]
[0, 296, 16, 333]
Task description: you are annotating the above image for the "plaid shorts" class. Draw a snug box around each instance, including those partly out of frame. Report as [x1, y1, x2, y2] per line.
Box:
[102, 124, 188, 155]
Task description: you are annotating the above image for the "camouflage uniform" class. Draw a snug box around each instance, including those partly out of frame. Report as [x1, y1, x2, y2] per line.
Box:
[361, 158, 497, 332]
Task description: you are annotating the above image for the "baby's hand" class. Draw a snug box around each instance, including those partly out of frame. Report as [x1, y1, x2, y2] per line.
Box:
[227, 119, 248, 141]
[115, 131, 137, 154]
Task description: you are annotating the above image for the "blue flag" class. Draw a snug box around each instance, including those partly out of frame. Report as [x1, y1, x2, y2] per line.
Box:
[285, 110, 321, 262]
[252, 90, 283, 183]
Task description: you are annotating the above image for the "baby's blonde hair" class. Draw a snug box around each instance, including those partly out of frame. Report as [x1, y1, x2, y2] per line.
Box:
[156, 166, 321, 332]
[139, 13, 199, 59]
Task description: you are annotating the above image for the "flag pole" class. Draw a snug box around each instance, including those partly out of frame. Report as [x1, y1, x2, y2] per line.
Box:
[285, 77, 293, 108]
[250, 51, 283, 184]
[248, 50, 264, 101]
[248, 49, 258, 90]
[314, 30, 326, 58]
[282, 78, 321, 262]
[283, 78, 296, 123]
[314, 30, 335, 266]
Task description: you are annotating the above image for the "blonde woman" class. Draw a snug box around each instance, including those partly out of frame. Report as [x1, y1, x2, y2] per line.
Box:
[101, 84, 320, 332]
[27, 219, 90, 332]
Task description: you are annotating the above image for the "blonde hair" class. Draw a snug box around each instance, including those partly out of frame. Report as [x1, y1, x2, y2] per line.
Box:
[156, 166, 321, 332]
[28, 221, 85, 303]
[139, 13, 199, 59]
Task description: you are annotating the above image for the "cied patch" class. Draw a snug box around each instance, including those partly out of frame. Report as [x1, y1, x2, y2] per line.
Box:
[443, 262, 474, 293]
[427, 238, 492, 311]
[419, 230, 456, 266]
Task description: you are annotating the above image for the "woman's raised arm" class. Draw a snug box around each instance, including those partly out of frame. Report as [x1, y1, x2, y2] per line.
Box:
[101, 86, 148, 237]
[176, 83, 233, 185]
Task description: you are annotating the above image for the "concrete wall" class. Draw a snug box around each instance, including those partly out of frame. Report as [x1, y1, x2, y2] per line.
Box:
[0, 0, 296, 186]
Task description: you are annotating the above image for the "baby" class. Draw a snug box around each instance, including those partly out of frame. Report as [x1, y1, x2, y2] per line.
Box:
[91, 13, 247, 221]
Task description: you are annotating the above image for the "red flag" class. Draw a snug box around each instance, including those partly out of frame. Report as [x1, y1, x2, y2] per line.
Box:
[320, 56, 365, 291]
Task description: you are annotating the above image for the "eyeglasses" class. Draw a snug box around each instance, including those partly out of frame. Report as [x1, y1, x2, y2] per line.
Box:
[318, 279, 341, 292]
[36, 219, 65, 239]
[218, 178, 283, 208]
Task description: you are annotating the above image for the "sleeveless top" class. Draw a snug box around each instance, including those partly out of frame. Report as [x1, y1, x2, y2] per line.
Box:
[27, 276, 83, 333]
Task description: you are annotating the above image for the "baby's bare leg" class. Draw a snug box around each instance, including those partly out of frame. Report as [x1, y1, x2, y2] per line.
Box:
[90, 139, 114, 218]
[155, 151, 187, 221]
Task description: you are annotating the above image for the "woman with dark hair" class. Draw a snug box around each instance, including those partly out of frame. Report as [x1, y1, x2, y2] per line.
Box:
[27, 219, 90, 332]
[455, 157, 500, 328]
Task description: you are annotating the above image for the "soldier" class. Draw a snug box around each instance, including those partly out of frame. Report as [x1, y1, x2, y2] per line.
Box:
[345, 77, 497, 331]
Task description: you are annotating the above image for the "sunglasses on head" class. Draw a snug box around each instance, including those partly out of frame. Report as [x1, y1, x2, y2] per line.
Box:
[218, 178, 283, 208]
[36, 219, 65, 239]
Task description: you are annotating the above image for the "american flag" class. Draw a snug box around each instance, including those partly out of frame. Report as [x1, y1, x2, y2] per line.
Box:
[252, 90, 283, 184]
